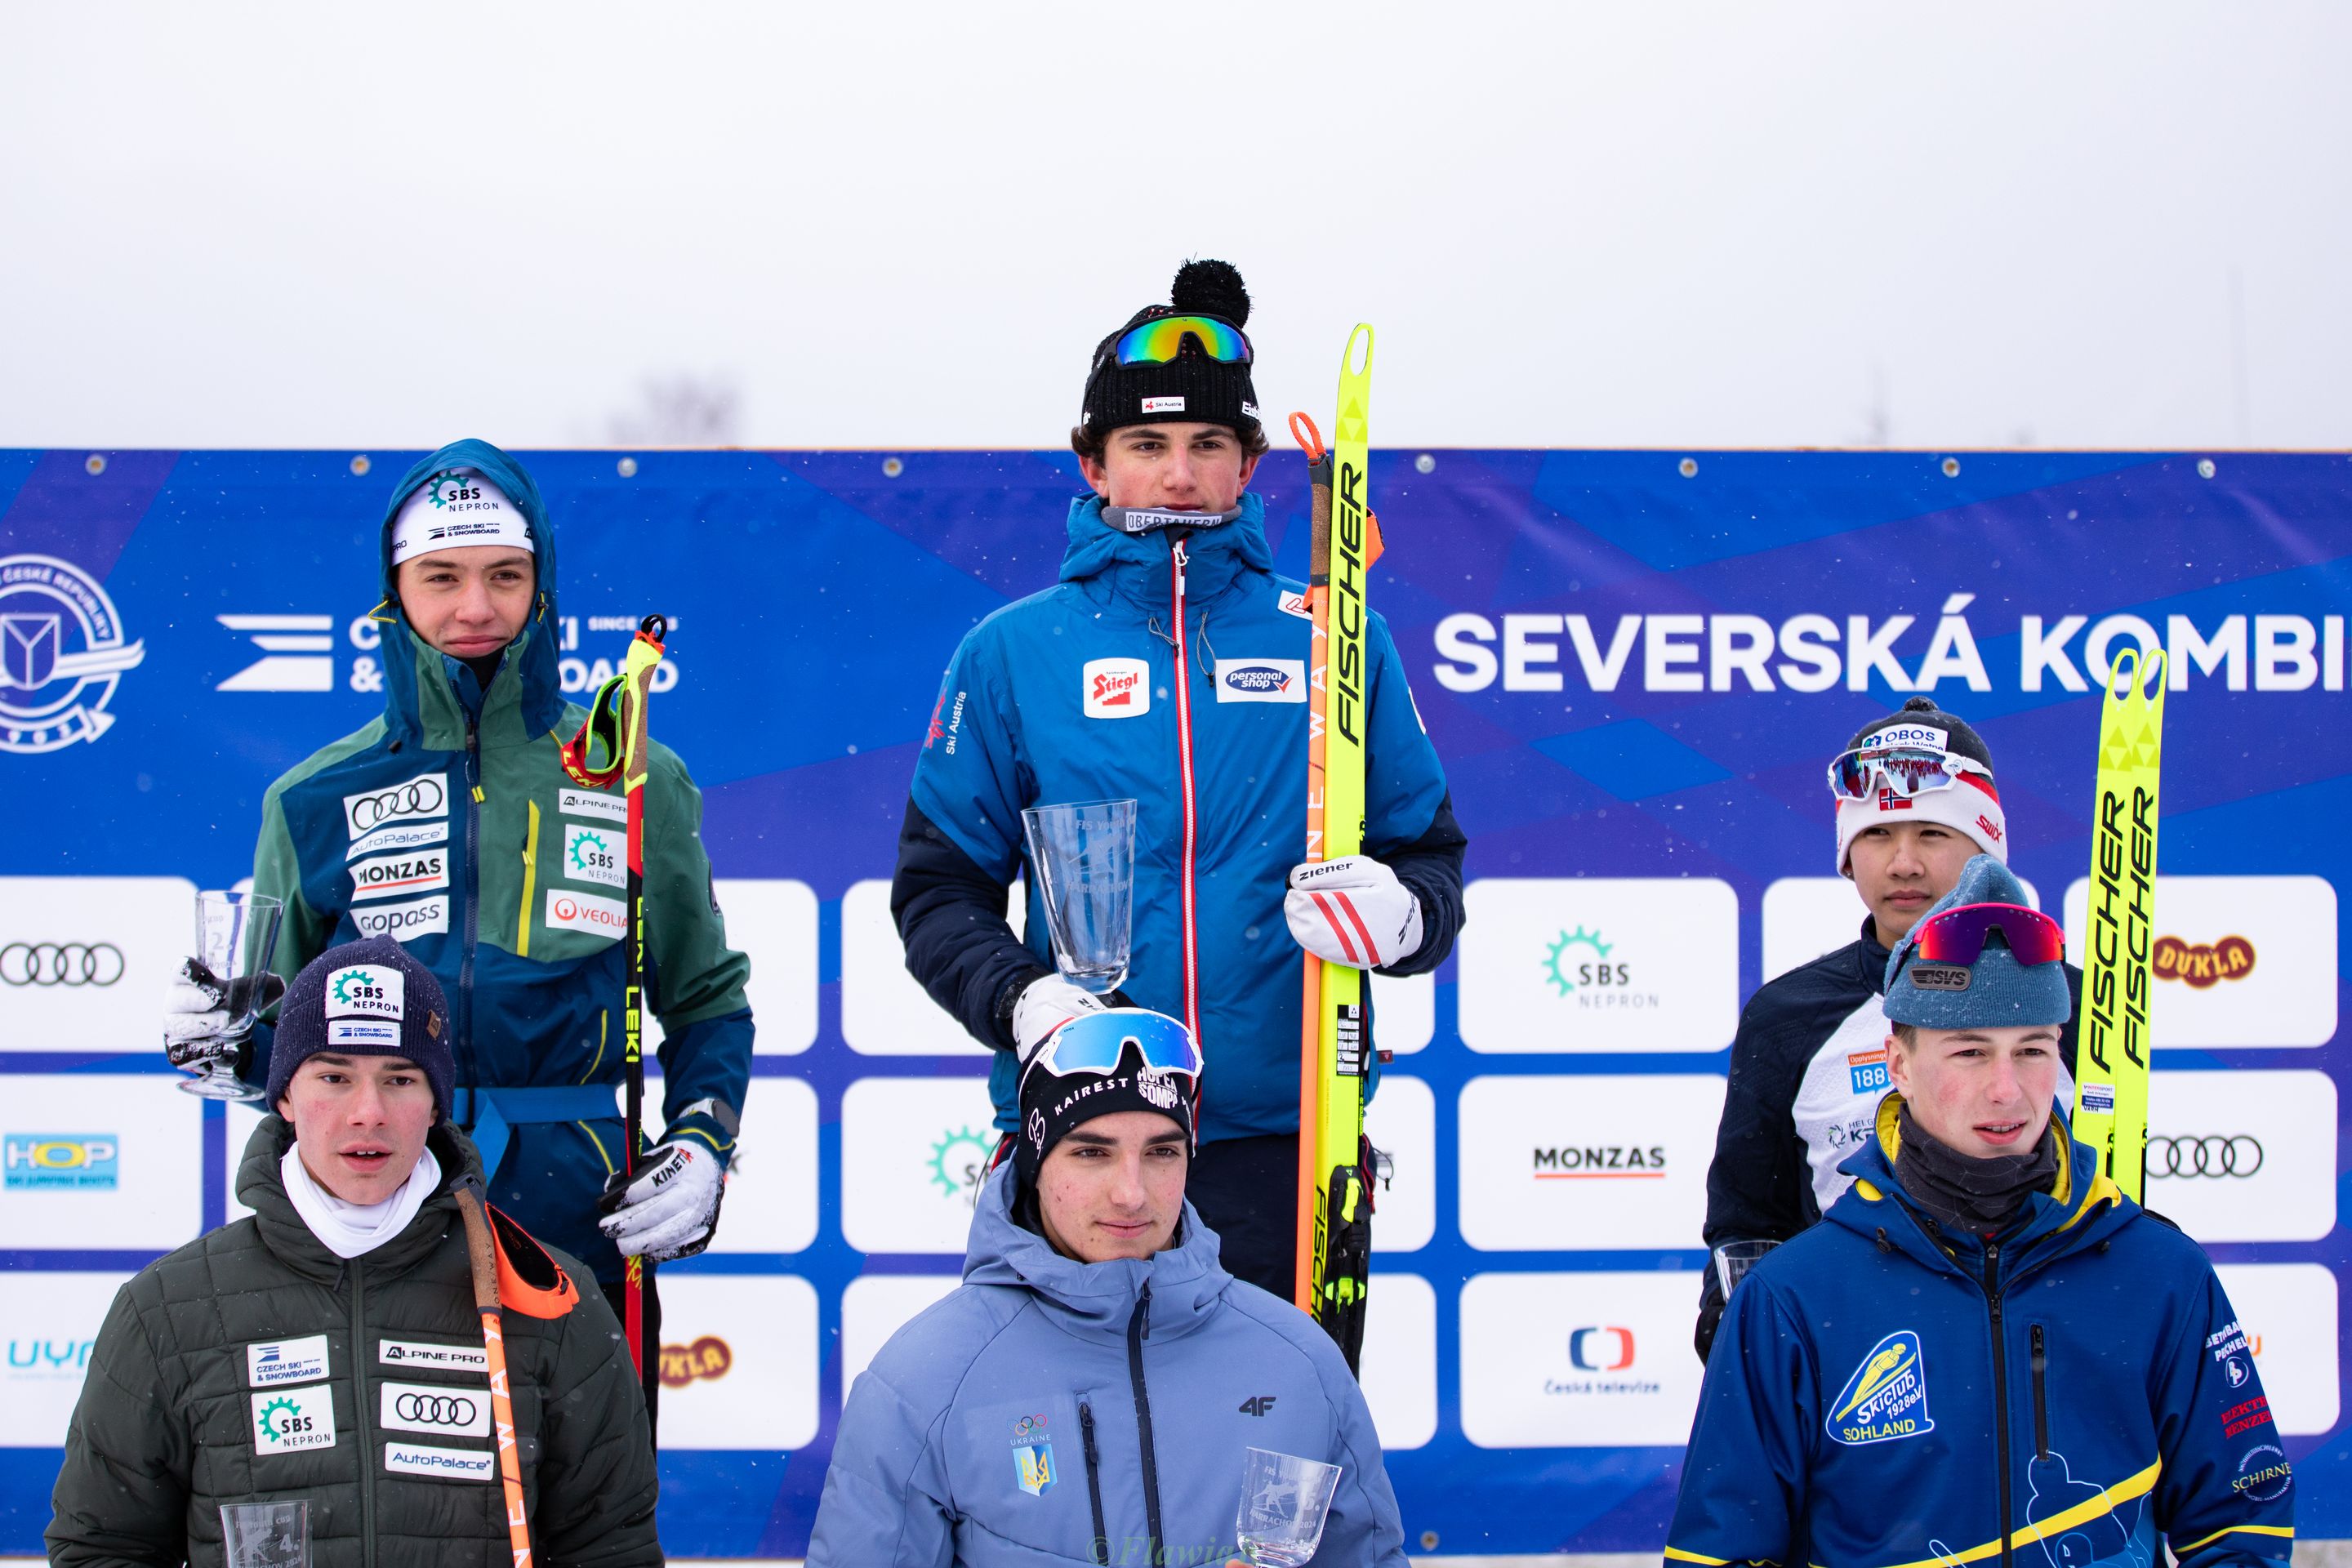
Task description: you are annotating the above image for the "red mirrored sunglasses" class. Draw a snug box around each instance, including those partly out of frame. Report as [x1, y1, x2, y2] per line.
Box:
[1908, 902, 2065, 969]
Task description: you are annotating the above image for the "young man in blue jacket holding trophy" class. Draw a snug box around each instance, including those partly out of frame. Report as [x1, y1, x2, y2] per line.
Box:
[1670, 856, 2294, 1567]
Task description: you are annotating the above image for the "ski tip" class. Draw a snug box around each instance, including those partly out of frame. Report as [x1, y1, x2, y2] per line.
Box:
[1341, 323, 1374, 378]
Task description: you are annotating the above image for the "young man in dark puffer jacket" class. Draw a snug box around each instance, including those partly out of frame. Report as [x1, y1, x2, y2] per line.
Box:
[49, 938, 658, 1568]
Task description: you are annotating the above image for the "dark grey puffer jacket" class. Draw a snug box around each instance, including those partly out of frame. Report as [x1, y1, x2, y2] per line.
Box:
[46, 1118, 660, 1568]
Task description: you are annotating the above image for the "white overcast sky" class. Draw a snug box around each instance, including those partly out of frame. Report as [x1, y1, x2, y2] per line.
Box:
[4, 2, 2346, 452]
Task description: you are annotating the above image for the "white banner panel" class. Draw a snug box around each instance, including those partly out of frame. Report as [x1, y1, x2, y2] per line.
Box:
[1762, 875, 2041, 983]
[1457, 1074, 1724, 1251]
[1369, 971, 1433, 1056]
[2146, 1070, 2336, 1244]
[841, 1076, 1000, 1254]
[655, 1273, 819, 1450]
[839, 1272, 962, 1400]
[2061, 875, 2337, 1048]
[1360, 1272, 1437, 1451]
[1458, 878, 1737, 1052]
[841, 879, 1013, 1056]
[1365, 1075, 1435, 1253]
[0, 1270, 129, 1446]
[1, 1075, 203, 1248]
[1459, 1271, 1707, 1448]
[2214, 1263, 2341, 1437]
[0, 875, 196, 1055]
[640, 878, 818, 1056]
[663, 1076, 818, 1254]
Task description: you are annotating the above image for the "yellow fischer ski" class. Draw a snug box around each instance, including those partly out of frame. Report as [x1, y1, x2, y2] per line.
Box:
[2071, 646, 2166, 1202]
[1293, 324, 1381, 1370]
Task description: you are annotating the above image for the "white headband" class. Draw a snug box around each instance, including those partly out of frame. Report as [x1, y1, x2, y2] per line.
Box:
[1836, 775, 2009, 875]
[390, 469, 535, 566]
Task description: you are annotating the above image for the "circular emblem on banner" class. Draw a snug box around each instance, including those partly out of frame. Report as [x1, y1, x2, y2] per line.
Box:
[0, 555, 146, 754]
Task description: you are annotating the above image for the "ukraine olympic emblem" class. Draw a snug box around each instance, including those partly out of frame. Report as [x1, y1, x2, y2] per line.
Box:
[1011, 1412, 1055, 1496]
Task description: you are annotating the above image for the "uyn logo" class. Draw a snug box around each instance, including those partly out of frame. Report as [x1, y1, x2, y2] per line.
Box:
[216, 614, 335, 693]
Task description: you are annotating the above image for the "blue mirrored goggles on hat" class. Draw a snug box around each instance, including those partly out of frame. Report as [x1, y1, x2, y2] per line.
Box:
[1023, 1008, 1202, 1087]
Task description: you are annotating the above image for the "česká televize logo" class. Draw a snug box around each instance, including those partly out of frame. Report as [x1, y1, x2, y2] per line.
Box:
[0, 555, 145, 754]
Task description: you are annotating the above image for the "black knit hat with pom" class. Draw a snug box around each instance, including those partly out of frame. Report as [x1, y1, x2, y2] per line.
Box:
[1079, 260, 1261, 442]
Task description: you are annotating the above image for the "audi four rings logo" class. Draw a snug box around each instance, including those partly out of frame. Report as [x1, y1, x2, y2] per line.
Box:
[0, 942, 125, 987]
[394, 1392, 479, 1426]
[2148, 1135, 2264, 1178]
[349, 779, 445, 834]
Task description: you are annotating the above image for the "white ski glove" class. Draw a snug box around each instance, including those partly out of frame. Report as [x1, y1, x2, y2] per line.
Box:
[161, 957, 281, 1072]
[597, 1140, 725, 1262]
[1285, 855, 1425, 970]
[1011, 973, 1111, 1058]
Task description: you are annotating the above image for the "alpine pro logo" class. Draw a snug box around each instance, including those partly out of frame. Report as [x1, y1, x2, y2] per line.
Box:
[1828, 1330, 1935, 1446]
[1081, 657, 1150, 719]
[1217, 657, 1306, 705]
[0, 554, 147, 754]
[343, 773, 449, 839]
[546, 889, 627, 940]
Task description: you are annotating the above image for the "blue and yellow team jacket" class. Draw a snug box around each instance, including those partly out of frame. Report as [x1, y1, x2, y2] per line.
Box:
[1670, 1096, 2295, 1568]
[249, 441, 752, 1284]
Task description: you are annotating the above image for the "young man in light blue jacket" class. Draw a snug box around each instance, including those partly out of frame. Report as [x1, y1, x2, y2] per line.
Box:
[808, 1009, 1407, 1568]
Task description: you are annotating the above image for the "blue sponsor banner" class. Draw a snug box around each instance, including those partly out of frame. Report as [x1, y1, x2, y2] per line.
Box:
[1, 447, 2347, 1552]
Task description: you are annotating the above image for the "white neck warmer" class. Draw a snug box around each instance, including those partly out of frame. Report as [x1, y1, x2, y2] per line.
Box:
[281, 1144, 443, 1259]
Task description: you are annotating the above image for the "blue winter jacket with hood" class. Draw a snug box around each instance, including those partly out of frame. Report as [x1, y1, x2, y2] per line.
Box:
[893, 493, 1464, 1142]
[1669, 1095, 2295, 1568]
[808, 1162, 1409, 1567]
[247, 440, 753, 1284]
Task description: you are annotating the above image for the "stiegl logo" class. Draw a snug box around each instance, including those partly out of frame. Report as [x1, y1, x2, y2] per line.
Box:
[1082, 657, 1150, 719]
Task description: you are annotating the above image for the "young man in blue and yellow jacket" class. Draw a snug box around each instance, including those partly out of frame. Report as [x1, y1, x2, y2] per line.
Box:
[890, 261, 1467, 1300]
[161, 440, 752, 1428]
[1669, 856, 2294, 1568]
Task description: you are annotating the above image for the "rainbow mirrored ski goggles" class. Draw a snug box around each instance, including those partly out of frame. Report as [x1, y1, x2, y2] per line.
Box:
[1902, 901, 2067, 972]
[1022, 1007, 1202, 1089]
[1111, 314, 1252, 367]
[1828, 745, 1996, 803]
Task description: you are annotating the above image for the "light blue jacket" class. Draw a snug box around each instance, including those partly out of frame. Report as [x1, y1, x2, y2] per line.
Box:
[808, 1164, 1408, 1567]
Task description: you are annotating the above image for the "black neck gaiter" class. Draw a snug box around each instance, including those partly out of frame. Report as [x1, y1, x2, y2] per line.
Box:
[1895, 1105, 2063, 1236]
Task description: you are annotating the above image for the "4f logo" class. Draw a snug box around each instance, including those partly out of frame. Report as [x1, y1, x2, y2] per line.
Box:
[1237, 1395, 1278, 1417]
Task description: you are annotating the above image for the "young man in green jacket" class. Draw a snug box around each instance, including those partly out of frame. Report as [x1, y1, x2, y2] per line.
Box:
[161, 439, 753, 1426]
[55, 938, 660, 1568]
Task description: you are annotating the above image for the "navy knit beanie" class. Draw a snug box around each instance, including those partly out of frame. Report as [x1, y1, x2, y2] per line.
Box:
[265, 937, 455, 1120]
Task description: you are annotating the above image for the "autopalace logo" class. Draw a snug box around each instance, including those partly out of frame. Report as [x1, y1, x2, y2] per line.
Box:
[1544, 1325, 1657, 1396]
[1532, 1143, 1666, 1180]
[1541, 927, 1658, 1009]
[2153, 934, 2255, 988]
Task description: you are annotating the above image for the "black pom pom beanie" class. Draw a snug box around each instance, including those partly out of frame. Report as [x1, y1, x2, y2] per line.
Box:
[1079, 259, 1262, 443]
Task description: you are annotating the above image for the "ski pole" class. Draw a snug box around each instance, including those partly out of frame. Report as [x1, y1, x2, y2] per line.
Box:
[559, 614, 669, 1418]
[453, 1182, 534, 1568]
[1290, 411, 1335, 1317]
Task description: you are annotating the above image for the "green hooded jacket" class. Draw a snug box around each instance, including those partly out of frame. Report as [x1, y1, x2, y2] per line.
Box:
[45, 1119, 661, 1568]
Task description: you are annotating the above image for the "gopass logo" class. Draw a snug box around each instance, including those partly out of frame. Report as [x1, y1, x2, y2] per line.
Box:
[0, 555, 147, 753]
[1828, 1330, 1935, 1446]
